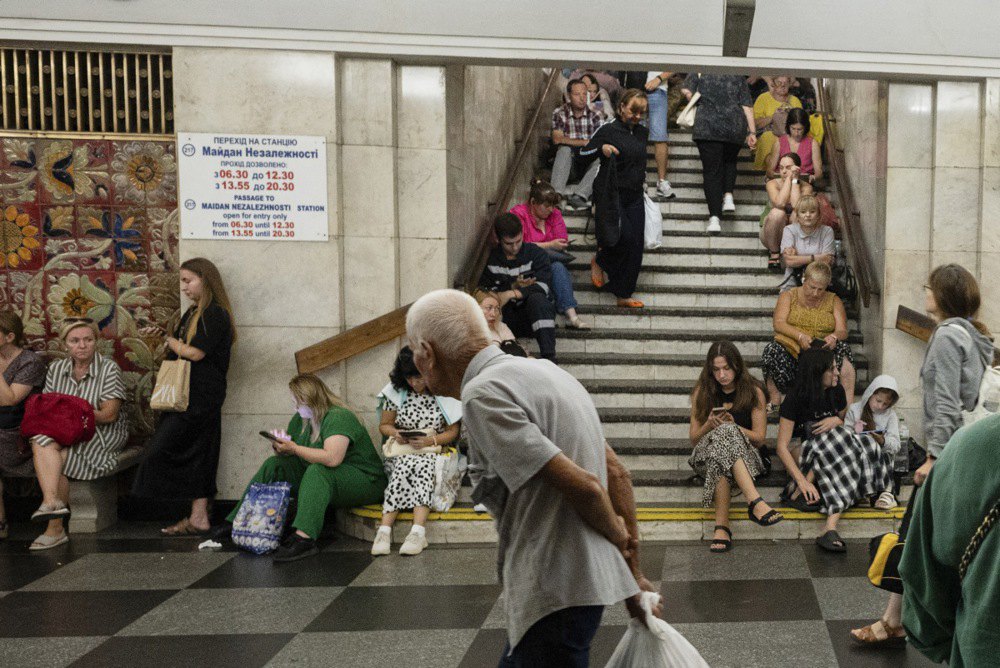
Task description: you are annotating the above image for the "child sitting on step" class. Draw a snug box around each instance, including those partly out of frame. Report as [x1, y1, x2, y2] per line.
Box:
[844, 375, 901, 510]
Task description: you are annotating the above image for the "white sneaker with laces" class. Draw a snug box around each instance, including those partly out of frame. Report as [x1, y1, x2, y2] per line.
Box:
[722, 193, 736, 212]
[399, 530, 428, 556]
[706, 216, 722, 234]
[656, 179, 676, 199]
[371, 528, 391, 556]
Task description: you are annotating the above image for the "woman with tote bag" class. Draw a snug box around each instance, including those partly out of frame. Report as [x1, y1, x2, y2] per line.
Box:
[132, 258, 236, 536]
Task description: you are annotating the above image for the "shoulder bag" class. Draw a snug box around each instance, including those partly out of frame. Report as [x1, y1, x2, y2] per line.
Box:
[150, 319, 195, 412]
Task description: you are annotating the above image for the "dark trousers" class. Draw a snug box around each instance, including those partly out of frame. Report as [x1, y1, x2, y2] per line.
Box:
[499, 605, 605, 668]
[695, 140, 741, 217]
[596, 193, 645, 299]
[503, 292, 556, 360]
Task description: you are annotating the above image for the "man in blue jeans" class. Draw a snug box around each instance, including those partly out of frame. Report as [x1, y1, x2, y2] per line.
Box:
[406, 290, 660, 667]
[645, 70, 677, 200]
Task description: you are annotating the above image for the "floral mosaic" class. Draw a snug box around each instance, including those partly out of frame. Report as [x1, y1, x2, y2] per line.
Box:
[0, 137, 180, 436]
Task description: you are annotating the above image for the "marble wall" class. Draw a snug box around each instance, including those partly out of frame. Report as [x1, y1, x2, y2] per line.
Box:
[173, 48, 547, 497]
[829, 78, 1000, 442]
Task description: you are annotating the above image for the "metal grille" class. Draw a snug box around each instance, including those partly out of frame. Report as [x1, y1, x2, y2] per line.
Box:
[0, 47, 173, 135]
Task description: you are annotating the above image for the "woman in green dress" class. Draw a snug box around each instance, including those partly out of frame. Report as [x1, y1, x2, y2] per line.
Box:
[227, 373, 387, 562]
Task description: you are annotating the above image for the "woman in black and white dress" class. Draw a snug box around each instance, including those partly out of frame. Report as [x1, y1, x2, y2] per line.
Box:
[372, 346, 461, 557]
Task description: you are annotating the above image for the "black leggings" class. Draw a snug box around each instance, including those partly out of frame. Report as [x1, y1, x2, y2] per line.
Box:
[596, 193, 645, 298]
[695, 140, 742, 217]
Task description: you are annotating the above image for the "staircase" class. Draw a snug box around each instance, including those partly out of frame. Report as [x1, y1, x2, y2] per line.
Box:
[338, 129, 906, 545]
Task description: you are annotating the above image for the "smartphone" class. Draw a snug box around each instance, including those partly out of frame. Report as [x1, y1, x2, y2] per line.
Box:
[860, 429, 886, 436]
[810, 338, 826, 349]
[519, 271, 536, 281]
[397, 430, 425, 438]
[710, 407, 728, 414]
[259, 430, 281, 442]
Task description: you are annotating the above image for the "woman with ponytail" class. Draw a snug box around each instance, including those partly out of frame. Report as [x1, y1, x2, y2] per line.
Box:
[133, 258, 236, 536]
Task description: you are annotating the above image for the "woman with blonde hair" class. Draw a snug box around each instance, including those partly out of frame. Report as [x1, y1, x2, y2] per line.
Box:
[0, 311, 46, 540]
[29, 318, 128, 550]
[133, 258, 236, 536]
[226, 373, 387, 562]
[475, 291, 516, 345]
[778, 194, 835, 292]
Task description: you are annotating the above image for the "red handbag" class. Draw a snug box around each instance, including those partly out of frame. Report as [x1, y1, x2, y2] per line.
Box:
[20, 392, 96, 448]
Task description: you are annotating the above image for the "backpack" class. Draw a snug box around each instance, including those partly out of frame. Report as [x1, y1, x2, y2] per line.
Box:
[946, 323, 1000, 426]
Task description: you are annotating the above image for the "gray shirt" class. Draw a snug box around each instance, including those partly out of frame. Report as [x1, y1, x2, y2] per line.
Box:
[461, 346, 639, 650]
[779, 223, 835, 292]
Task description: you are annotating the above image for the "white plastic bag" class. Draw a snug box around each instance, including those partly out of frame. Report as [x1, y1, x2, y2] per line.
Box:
[430, 448, 467, 512]
[643, 194, 663, 250]
[605, 592, 709, 668]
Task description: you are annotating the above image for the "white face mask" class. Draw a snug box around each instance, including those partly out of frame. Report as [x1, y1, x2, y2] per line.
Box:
[296, 405, 313, 420]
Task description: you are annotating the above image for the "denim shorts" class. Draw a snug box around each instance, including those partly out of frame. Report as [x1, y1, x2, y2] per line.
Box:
[645, 87, 669, 142]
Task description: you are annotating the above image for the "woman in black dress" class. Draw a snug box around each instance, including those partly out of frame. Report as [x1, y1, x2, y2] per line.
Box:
[133, 257, 235, 535]
[581, 88, 650, 308]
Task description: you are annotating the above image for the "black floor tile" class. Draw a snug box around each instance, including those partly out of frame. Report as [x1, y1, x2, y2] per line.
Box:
[0, 554, 79, 590]
[803, 539, 875, 578]
[190, 550, 372, 588]
[456, 625, 628, 668]
[825, 620, 938, 668]
[70, 633, 295, 668]
[659, 578, 823, 623]
[305, 584, 501, 632]
[0, 590, 176, 637]
[67, 536, 235, 554]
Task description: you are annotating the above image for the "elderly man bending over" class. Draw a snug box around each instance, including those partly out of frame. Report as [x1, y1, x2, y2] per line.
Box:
[406, 289, 657, 667]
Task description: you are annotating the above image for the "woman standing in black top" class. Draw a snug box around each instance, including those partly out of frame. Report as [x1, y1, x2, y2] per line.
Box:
[688, 341, 782, 553]
[581, 89, 650, 308]
[133, 258, 236, 535]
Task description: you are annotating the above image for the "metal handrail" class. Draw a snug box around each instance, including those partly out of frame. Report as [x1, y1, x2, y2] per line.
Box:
[817, 78, 880, 307]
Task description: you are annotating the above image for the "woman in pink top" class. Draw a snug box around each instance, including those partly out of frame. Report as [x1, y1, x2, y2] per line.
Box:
[766, 108, 823, 182]
[509, 179, 588, 329]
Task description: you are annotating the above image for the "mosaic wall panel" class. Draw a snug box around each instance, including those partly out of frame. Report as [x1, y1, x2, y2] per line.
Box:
[0, 137, 179, 436]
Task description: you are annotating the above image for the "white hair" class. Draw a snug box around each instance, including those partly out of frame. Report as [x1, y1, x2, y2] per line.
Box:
[407, 289, 491, 360]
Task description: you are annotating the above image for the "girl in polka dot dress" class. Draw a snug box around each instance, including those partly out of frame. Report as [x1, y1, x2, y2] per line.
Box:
[372, 346, 462, 556]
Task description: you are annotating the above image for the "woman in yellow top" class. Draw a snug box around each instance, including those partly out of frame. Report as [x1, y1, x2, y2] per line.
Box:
[753, 76, 802, 171]
[760, 261, 856, 411]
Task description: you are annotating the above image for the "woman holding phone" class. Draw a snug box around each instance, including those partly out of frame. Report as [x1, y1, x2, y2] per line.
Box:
[371, 346, 461, 557]
[226, 374, 386, 562]
[688, 341, 782, 553]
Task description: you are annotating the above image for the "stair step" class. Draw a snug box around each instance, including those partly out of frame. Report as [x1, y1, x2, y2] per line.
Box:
[544, 328, 862, 356]
[569, 267, 781, 288]
[564, 210, 760, 223]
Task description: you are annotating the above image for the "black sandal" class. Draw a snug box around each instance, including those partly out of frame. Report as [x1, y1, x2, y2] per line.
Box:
[748, 497, 784, 526]
[767, 253, 782, 273]
[816, 530, 847, 553]
[710, 525, 732, 553]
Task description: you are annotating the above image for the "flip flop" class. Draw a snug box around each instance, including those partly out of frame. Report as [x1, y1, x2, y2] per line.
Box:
[161, 518, 208, 537]
[816, 530, 847, 553]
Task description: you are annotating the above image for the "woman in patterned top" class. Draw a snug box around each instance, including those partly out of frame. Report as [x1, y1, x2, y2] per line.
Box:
[29, 318, 128, 550]
[371, 346, 461, 557]
[0, 311, 47, 540]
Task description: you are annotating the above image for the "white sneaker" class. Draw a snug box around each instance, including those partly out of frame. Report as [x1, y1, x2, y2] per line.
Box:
[706, 216, 722, 234]
[473, 503, 489, 514]
[656, 179, 676, 199]
[399, 530, 428, 556]
[371, 528, 391, 556]
[722, 193, 736, 212]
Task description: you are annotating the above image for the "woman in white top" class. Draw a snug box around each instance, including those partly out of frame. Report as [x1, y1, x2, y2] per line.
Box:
[476, 291, 515, 345]
[779, 195, 835, 292]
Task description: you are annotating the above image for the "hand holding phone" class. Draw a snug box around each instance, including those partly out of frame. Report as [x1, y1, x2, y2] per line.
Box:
[397, 430, 426, 439]
[259, 430, 281, 443]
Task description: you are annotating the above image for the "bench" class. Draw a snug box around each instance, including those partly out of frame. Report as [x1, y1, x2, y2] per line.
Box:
[68, 445, 144, 533]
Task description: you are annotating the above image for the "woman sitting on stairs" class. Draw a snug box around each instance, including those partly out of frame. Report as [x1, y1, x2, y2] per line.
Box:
[688, 340, 783, 553]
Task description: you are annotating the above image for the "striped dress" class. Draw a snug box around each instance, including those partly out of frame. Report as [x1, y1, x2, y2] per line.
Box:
[37, 354, 128, 480]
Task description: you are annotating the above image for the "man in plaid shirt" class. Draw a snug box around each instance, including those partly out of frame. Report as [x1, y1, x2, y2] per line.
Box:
[550, 79, 604, 210]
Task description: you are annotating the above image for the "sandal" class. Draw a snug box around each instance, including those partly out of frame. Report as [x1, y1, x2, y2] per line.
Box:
[709, 525, 732, 553]
[566, 317, 590, 330]
[31, 502, 70, 523]
[786, 491, 822, 513]
[748, 497, 783, 526]
[767, 253, 782, 273]
[850, 619, 906, 647]
[29, 531, 69, 551]
[816, 529, 847, 553]
[875, 491, 898, 510]
[161, 518, 209, 537]
[616, 298, 645, 308]
[590, 257, 606, 289]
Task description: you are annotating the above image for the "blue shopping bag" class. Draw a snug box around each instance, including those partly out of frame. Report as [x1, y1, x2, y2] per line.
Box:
[231, 482, 292, 555]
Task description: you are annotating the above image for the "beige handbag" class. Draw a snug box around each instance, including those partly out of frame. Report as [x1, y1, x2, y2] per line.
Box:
[677, 90, 701, 129]
[382, 428, 442, 458]
[149, 326, 193, 412]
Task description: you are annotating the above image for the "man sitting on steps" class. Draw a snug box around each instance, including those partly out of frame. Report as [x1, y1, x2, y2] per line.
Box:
[550, 78, 603, 211]
[478, 213, 558, 362]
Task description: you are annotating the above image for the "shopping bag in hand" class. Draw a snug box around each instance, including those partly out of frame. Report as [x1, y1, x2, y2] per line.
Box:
[605, 591, 709, 667]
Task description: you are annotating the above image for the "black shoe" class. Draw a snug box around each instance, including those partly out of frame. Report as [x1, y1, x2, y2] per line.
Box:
[565, 195, 590, 211]
[272, 533, 319, 563]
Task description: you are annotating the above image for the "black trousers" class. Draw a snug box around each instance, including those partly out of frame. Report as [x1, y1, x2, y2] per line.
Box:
[132, 406, 222, 500]
[695, 139, 742, 217]
[503, 292, 556, 360]
[596, 193, 645, 299]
